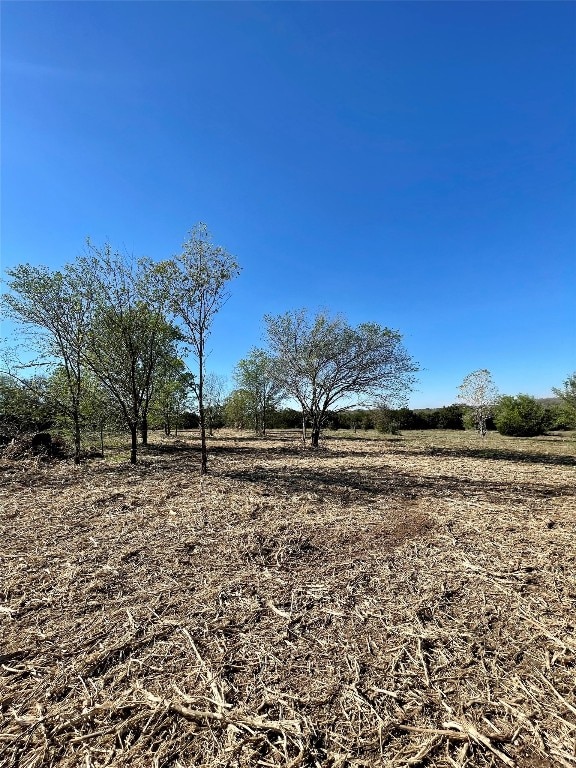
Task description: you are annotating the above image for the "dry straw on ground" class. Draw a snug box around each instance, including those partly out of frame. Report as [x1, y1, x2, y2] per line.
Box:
[1, 429, 575, 767]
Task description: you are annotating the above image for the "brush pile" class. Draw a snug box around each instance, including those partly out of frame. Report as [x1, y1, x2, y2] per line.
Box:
[1, 430, 575, 767]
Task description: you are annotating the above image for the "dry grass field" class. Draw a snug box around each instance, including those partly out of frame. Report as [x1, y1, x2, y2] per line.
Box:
[1, 429, 575, 768]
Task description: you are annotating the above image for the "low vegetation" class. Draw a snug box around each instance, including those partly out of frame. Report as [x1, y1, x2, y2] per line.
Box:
[1, 428, 574, 767]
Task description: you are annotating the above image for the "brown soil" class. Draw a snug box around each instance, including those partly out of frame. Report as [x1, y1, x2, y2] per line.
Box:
[1, 430, 575, 767]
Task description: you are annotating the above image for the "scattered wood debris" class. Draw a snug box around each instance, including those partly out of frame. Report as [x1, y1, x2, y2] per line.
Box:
[1, 429, 574, 767]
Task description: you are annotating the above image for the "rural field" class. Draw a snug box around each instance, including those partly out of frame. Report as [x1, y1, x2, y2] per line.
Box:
[1, 429, 575, 768]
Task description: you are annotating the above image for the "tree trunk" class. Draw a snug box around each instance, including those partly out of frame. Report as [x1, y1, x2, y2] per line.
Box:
[200, 415, 207, 473]
[199, 341, 208, 475]
[311, 424, 321, 447]
[100, 425, 105, 457]
[302, 414, 307, 442]
[73, 411, 81, 465]
[141, 414, 148, 445]
[130, 423, 138, 464]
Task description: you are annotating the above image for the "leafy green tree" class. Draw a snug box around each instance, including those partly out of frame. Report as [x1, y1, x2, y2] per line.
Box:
[139, 343, 186, 445]
[543, 402, 576, 431]
[43, 366, 76, 433]
[149, 359, 194, 436]
[0, 375, 53, 439]
[382, 408, 421, 430]
[234, 349, 284, 435]
[153, 224, 240, 474]
[375, 407, 400, 434]
[80, 373, 123, 456]
[553, 373, 576, 424]
[223, 389, 253, 430]
[1, 263, 92, 462]
[264, 309, 417, 447]
[74, 243, 180, 464]
[457, 369, 499, 437]
[435, 404, 465, 430]
[272, 408, 302, 429]
[202, 372, 227, 436]
[494, 394, 547, 437]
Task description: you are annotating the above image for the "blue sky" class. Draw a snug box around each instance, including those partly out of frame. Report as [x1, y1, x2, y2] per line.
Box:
[2, 1, 575, 408]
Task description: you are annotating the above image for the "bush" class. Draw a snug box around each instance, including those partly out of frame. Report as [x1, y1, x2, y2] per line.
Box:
[494, 395, 547, 437]
[435, 404, 465, 430]
[179, 411, 200, 429]
[375, 410, 400, 434]
[0, 376, 54, 438]
[271, 408, 302, 429]
[398, 408, 428, 429]
[543, 404, 576, 431]
[462, 410, 496, 432]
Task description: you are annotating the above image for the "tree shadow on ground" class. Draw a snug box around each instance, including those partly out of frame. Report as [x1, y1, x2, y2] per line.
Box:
[141, 440, 198, 456]
[210, 443, 306, 458]
[143, 435, 575, 472]
[219, 462, 573, 505]
[391, 445, 575, 468]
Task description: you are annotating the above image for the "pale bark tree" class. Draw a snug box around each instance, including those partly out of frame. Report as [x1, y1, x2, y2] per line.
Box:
[457, 369, 499, 437]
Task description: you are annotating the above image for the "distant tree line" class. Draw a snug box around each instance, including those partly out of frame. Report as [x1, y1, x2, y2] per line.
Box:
[2, 224, 574, 466]
[2, 372, 574, 458]
[313, 401, 573, 434]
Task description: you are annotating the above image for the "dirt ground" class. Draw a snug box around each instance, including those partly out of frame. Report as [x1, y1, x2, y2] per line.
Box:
[1, 429, 575, 768]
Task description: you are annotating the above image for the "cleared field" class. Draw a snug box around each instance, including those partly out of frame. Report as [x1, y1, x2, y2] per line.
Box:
[1, 430, 575, 767]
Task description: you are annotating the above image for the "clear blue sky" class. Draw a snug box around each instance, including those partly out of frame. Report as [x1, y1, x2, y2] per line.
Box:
[2, 1, 575, 408]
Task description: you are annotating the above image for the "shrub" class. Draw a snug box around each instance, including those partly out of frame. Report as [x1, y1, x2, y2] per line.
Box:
[494, 395, 547, 437]
[375, 410, 400, 434]
[543, 403, 576, 431]
[392, 408, 424, 429]
[435, 404, 465, 430]
[271, 408, 302, 429]
[462, 410, 495, 432]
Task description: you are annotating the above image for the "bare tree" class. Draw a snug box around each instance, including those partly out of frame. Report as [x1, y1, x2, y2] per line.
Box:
[264, 309, 417, 447]
[457, 369, 499, 437]
[153, 224, 240, 474]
